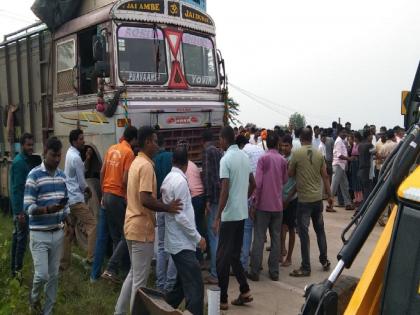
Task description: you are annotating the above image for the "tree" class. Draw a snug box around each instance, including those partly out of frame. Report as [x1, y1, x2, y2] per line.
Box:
[224, 96, 241, 126]
[288, 112, 306, 130]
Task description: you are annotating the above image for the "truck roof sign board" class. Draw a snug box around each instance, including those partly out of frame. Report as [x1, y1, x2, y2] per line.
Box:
[181, 0, 206, 12]
[117, 0, 165, 14]
[113, 0, 215, 35]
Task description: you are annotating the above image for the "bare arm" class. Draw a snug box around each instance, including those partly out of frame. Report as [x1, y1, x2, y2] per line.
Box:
[100, 162, 105, 189]
[122, 170, 129, 188]
[288, 166, 296, 178]
[248, 173, 256, 198]
[321, 164, 333, 204]
[215, 178, 229, 220]
[140, 191, 181, 213]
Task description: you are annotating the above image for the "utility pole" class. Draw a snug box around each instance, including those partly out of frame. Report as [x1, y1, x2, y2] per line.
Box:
[338, 117, 341, 125]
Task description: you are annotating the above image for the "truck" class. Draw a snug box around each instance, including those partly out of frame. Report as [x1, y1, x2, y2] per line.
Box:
[0, 0, 227, 248]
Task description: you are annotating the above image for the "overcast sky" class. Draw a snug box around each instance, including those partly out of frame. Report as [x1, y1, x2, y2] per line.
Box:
[2, 0, 419, 129]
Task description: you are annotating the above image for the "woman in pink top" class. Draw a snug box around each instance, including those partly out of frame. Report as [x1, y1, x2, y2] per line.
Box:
[185, 160, 206, 264]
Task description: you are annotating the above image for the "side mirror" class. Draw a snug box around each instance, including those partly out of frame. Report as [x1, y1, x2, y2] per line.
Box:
[93, 35, 106, 61]
[217, 49, 226, 87]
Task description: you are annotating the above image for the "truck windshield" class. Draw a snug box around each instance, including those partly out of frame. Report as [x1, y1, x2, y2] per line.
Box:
[182, 33, 217, 87]
[117, 26, 168, 84]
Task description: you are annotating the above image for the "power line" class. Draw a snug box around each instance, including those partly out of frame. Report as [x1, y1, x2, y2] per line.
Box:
[230, 84, 291, 118]
[229, 83, 335, 125]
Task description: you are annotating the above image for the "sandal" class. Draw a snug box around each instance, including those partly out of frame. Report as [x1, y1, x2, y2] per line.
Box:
[325, 205, 336, 212]
[220, 303, 229, 310]
[231, 293, 253, 306]
[289, 268, 311, 277]
[281, 260, 292, 267]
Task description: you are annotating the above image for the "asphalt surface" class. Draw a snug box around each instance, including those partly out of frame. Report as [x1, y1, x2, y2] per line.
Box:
[204, 205, 383, 315]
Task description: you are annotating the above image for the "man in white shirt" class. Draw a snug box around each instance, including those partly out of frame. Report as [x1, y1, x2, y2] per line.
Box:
[61, 129, 95, 270]
[330, 127, 354, 210]
[292, 128, 302, 152]
[241, 139, 264, 271]
[162, 147, 206, 315]
[312, 126, 321, 151]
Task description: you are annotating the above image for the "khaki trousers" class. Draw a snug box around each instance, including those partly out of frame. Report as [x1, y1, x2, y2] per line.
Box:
[61, 202, 96, 270]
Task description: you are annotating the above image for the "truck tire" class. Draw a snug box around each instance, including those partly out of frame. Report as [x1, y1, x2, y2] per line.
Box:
[75, 178, 101, 251]
[333, 275, 359, 314]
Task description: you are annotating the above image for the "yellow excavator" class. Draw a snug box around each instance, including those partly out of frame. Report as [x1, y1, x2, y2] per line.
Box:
[301, 63, 420, 314]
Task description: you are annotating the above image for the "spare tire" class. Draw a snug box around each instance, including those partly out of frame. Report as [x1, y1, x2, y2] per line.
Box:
[75, 178, 101, 251]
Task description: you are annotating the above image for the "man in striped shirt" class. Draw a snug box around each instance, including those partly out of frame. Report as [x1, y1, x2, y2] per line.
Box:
[24, 137, 70, 315]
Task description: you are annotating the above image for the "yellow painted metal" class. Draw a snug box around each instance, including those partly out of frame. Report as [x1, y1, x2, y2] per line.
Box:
[397, 166, 420, 202]
[344, 207, 398, 315]
[401, 90, 409, 115]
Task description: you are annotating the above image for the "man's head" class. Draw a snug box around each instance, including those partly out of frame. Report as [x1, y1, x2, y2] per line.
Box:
[44, 137, 62, 170]
[294, 127, 302, 139]
[386, 129, 396, 142]
[202, 129, 214, 145]
[332, 121, 338, 129]
[20, 133, 34, 156]
[250, 126, 257, 134]
[69, 129, 84, 151]
[281, 134, 293, 157]
[138, 126, 158, 158]
[345, 122, 351, 131]
[314, 125, 320, 137]
[393, 125, 405, 138]
[235, 135, 248, 149]
[354, 131, 362, 143]
[370, 124, 376, 135]
[378, 126, 387, 142]
[320, 131, 327, 143]
[219, 126, 235, 151]
[123, 126, 138, 148]
[300, 128, 313, 144]
[266, 131, 279, 150]
[337, 126, 347, 140]
[172, 145, 189, 173]
[362, 129, 371, 142]
[157, 133, 166, 149]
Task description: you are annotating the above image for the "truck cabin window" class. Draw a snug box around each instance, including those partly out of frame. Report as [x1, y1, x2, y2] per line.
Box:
[182, 33, 217, 87]
[78, 27, 99, 95]
[57, 41, 75, 72]
[118, 26, 167, 84]
[57, 40, 76, 94]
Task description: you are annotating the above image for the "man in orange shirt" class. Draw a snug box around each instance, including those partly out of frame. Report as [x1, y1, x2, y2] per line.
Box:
[114, 126, 182, 315]
[99, 126, 137, 283]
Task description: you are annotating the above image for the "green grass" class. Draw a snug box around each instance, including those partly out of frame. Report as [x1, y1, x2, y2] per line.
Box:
[0, 214, 122, 315]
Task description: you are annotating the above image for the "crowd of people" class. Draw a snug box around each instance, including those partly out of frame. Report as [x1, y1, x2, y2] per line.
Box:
[8, 120, 404, 314]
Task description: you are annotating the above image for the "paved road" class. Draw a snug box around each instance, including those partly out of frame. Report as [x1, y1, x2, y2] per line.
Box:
[204, 205, 383, 315]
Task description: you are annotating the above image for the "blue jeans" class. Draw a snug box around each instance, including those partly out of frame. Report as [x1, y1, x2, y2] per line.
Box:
[166, 250, 204, 315]
[240, 217, 253, 270]
[206, 203, 219, 278]
[11, 214, 29, 274]
[91, 208, 109, 280]
[29, 229, 64, 315]
[155, 213, 177, 293]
